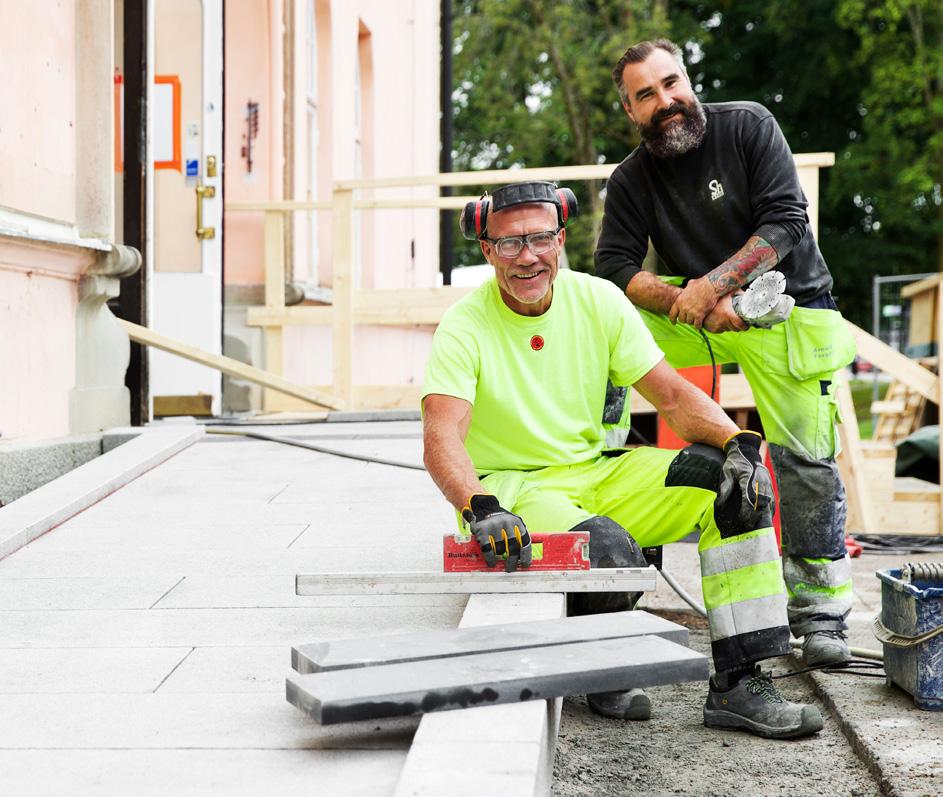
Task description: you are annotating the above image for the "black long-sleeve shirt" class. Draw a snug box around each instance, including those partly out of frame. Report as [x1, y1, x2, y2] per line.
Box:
[595, 101, 832, 305]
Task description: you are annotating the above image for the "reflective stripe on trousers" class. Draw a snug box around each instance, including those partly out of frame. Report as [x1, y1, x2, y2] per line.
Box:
[783, 554, 853, 635]
[699, 527, 791, 671]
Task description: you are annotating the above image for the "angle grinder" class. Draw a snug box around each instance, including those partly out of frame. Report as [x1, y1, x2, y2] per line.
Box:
[731, 270, 795, 328]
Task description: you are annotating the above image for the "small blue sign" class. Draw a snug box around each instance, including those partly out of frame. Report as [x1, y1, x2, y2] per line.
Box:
[185, 159, 199, 177]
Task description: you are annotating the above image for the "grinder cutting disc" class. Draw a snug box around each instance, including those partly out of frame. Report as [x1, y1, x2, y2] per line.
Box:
[738, 271, 787, 319]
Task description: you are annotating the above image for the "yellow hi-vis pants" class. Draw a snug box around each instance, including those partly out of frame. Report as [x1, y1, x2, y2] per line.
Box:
[480, 446, 791, 672]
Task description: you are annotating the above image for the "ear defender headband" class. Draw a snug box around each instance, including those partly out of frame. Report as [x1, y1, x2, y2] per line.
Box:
[459, 181, 579, 241]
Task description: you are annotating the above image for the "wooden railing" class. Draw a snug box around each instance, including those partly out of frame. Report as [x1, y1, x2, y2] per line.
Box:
[225, 155, 835, 412]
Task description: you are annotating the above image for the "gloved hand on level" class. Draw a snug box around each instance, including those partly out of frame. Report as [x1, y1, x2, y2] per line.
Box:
[715, 431, 775, 535]
[461, 494, 532, 572]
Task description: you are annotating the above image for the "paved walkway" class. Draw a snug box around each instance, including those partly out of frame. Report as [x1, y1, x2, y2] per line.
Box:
[1, 418, 942, 795]
[0, 420, 463, 795]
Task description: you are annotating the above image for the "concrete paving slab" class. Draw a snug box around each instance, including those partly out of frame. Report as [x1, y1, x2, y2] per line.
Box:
[0, 546, 451, 578]
[0, 647, 189, 693]
[52, 498, 455, 533]
[0, 693, 419, 750]
[0, 574, 183, 610]
[292, 610, 688, 673]
[0, 749, 407, 797]
[0, 427, 203, 559]
[287, 635, 708, 724]
[410, 700, 550, 745]
[23, 523, 310, 552]
[394, 741, 545, 797]
[155, 646, 288, 694]
[153, 574, 466, 609]
[0, 606, 464, 648]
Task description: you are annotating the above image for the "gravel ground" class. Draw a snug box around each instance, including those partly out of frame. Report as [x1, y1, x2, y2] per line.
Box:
[552, 612, 882, 797]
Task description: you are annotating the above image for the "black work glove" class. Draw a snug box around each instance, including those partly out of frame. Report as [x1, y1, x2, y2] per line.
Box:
[461, 494, 532, 572]
[715, 431, 775, 536]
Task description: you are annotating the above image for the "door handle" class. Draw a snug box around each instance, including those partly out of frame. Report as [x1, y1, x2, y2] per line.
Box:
[196, 183, 216, 239]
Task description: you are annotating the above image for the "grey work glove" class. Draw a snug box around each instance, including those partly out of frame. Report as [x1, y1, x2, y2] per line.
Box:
[715, 431, 775, 536]
[461, 494, 532, 572]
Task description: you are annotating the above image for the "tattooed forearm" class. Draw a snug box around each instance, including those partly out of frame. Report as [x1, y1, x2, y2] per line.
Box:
[706, 236, 779, 295]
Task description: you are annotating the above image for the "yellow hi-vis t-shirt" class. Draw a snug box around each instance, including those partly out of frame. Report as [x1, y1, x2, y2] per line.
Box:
[421, 269, 664, 475]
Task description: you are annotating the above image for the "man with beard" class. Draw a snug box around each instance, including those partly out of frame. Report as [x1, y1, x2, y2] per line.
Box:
[595, 39, 857, 670]
[422, 180, 824, 739]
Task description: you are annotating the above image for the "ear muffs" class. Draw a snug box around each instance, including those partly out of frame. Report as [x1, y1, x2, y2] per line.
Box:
[460, 196, 490, 241]
[555, 188, 578, 227]
[459, 182, 579, 241]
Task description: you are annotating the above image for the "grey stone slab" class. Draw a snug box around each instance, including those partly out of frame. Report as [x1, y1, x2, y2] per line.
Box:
[293, 610, 689, 673]
[0, 693, 419, 750]
[0, 575, 184, 610]
[296, 567, 658, 595]
[0, 546, 448, 578]
[0, 427, 203, 559]
[287, 634, 709, 725]
[155, 646, 288, 694]
[0, 749, 406, 797]
[458, 593, 565, 627]
[52, 497, 452, 533]
[0, 647, 189, 693]
[395, 741, 544, 797]
[152, 574, 466, 610]
[0, 433, 102, 506]
[24, 523, 309, 552]
[0, 605, 464, 648]
[395, 594, 564, 797]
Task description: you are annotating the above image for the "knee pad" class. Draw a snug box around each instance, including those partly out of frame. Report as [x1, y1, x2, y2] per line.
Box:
[769, 444, 847, 558]
[569, 515, 647, 568]
[567, 516, 645, 616]
[664, 443, 724, 492]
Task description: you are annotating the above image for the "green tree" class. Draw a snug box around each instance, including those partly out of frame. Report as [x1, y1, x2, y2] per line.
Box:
[451, 0, 701, 271]
[829, 0, 943, 312]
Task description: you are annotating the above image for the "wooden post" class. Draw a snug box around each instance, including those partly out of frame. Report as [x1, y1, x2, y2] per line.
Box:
[263, 210, 285, 410]
[937, 281, 943, 535]
[836, 380, 877, 534]
[332, 186, 354, 409]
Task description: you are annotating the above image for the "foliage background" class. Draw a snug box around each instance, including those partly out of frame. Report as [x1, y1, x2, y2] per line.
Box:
[449, 0, 943, 328]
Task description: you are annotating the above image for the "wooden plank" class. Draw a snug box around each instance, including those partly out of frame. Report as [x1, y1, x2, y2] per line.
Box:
[846, 320, 938, 403]
[292, 610, 688, 674]
[120, 320, 343, 410]
[263, 211, 285, 310]
[870, 400, 906, 416]
[937, 280, 943, 532]
[295, 567, 657, 596]
[900, 274, 942, 300]
[262, 384, 424, 413]
[836, 379, 877, 533]
[286, 634, 708, 725]
[331, 155, 834, 191]
[332, 187, 354, 409]
[152, 394, 214, 417]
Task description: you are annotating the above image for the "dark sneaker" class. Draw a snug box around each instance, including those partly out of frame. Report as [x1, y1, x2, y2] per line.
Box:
[703, 667, 823, 739]
[587, 688, 651, 721]
[802, 630, 852, 667]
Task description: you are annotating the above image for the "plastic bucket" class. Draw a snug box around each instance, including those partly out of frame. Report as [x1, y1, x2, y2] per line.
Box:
[874, 567, 943, 710]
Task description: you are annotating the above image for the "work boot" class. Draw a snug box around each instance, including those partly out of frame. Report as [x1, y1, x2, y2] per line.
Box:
[802, 630, 852, 667]
[703, 666, 823, 739]
[587, 688, 651, 721]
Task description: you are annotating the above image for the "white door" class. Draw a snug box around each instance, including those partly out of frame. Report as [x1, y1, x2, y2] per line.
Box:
[149, 0, 223, 415]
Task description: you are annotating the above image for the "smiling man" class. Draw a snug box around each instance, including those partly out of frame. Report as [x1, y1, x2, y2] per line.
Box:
[420, 181, 823, 739]
[596, 39, 857, 669]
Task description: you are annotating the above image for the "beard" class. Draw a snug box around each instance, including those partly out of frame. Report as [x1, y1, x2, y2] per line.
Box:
[637, 98, 707, 158]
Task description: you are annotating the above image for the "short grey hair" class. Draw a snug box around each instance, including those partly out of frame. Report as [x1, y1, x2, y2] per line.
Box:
[612, 39, 687, 107]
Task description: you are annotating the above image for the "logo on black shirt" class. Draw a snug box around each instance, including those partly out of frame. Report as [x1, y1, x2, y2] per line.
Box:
[709, 179, 725, 201]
